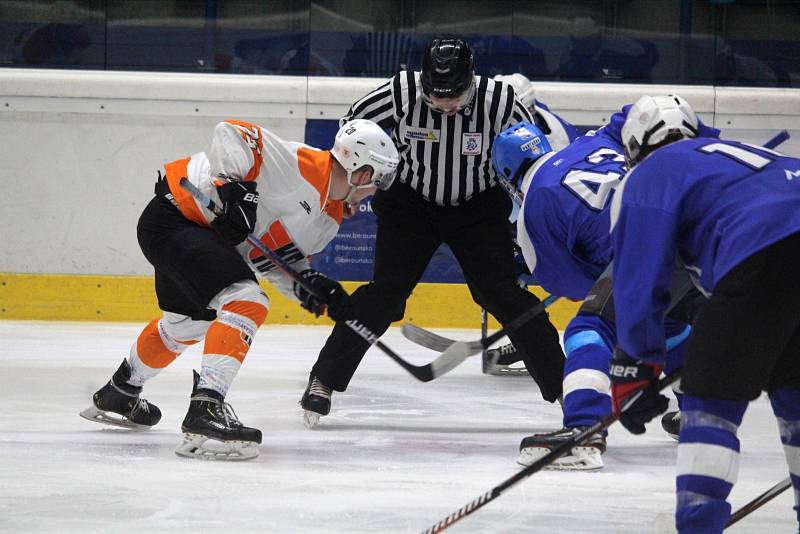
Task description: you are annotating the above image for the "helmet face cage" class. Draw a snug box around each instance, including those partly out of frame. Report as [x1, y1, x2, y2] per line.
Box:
[622, 94, 699, 167]
[421, 38, 475, 101]
[491, 122, 553, 189]
[420, 77, 476, 114]
[331, 119, 400, 192]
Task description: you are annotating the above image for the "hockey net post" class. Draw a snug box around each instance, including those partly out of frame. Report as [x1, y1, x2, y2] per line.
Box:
[179, 178, 436, 382]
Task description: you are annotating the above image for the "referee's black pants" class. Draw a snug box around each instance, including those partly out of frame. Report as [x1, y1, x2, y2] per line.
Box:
[310, 183, 566, 402]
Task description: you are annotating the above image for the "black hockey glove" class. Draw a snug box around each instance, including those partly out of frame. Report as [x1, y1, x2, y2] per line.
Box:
[211, 181, 259, 245]
[609, 349, 668, 435]
[293, 270, 354, 322]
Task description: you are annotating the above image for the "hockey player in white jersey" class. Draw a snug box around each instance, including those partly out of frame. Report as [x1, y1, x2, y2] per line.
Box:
[80, 118, 399, 460]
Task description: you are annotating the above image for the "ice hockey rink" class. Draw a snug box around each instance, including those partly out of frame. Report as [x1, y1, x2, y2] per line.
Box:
[0, 321, 794, 533]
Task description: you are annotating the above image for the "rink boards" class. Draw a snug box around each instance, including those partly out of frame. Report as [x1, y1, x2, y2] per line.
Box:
[0, 69, 797, 326]
[0, 272, 579, 328]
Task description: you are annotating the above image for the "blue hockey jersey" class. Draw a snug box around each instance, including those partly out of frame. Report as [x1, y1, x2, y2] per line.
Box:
[611, 137, 800, 361]
[516, 122, 627, 299]
[534, 100, 581, 150]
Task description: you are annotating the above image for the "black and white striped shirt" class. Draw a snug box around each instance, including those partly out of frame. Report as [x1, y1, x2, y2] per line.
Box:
[341, 71, 533, 206]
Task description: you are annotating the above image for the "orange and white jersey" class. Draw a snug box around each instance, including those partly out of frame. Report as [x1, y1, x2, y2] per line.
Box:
[163, 120, 343, 298]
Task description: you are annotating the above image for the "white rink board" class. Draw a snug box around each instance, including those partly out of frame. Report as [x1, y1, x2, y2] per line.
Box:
[0, 322, 794, 533]
[1, 68, 799, 276]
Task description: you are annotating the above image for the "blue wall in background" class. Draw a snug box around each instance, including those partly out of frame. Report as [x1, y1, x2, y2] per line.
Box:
[3, 1, 800, 88]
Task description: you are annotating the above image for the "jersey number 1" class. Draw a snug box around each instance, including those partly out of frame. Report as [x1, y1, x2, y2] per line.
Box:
[699, 142, 774, 170]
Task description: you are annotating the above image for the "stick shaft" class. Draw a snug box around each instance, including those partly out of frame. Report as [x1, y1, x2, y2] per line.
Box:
[725, 477, 792, 527]
[178, 178, 435, 380]
[421, 373, 681, 533]
[763, 130, 790, 150]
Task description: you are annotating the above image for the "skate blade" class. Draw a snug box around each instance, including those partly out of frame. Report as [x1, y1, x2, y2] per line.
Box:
[174, 433, 259, 461]
[303, 410, 321, 429]
[516, 446, 604, 471]
[483, 364, 529, 377]
[79, 405, 150, 430]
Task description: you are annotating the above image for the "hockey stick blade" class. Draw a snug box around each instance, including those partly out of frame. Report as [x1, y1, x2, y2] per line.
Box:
[421, 373, 682, 533]
[725, 477, 792, 528]
[178, 178, 432, 382]
[401, 324, 459, 353]
[403, 294, 560, 353]
[408, 297, 556, 381]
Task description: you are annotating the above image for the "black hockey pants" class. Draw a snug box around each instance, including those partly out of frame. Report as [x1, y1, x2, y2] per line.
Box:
[137, 195, 256, 320]
[682, 231, 800, 400]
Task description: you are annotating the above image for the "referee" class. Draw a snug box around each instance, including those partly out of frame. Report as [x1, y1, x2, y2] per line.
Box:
[300, 37, 566, 426]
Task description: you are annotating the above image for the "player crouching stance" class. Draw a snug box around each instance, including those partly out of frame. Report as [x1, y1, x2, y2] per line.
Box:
[81, 119, 399, 460]
[490, 111, 710, 470]
[610, 95, 800, 533]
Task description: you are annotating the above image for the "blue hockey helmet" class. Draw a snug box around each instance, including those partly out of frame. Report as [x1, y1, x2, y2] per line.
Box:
[491, 122, 553, 186]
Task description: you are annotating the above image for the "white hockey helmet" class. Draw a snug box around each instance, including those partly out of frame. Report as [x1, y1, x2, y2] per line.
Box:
[331, 119, 400, 191]
[621, 94, 699, 167]
[493, 73, 536, 111]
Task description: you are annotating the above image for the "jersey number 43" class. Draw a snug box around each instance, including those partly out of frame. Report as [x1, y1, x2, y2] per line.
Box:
[562, 148, 626, 211]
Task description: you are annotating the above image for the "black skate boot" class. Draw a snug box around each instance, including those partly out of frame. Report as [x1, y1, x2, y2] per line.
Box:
[79, 359, 161, 429]
[518, 426, 607, 471]
[175, 371, 261, 461]
[300, 375, 332, 429]
[483, 343, 529, 376]
[661, 411, 681, 440]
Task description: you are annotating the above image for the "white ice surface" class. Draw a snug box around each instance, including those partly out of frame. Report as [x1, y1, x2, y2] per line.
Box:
[0, 321, 795, 533]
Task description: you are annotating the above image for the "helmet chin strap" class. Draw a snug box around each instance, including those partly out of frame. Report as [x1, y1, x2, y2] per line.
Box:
[342, 167, 374, 203]
[340, 168, 362, 204]
[343, 184, 358, 204]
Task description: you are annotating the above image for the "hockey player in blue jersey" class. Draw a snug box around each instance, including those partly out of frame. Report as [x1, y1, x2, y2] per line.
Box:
[609, 94, 800, 533]
[490, 108, 716, 469]
[483, 73, 581, 376]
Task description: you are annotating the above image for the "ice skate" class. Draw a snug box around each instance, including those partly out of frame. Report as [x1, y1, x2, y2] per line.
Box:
[80, 359, 161, 430]
[175, 371, 261, 461]
[300, 375, 332, 429]
[517, 426, 606, 471]
[482, 343, 529, 376]
[661, 410, 681, 440]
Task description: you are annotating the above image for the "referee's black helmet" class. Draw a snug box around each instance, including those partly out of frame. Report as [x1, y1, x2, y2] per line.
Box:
[421, 38, 474, 99]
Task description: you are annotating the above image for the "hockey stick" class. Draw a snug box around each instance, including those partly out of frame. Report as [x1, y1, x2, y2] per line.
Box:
[480, 307, 489, 365]
[395, 295, 559, 381]
[421, 372, 682, 534]
[403, 294, 561, 352]
[763, 130, 790, 150]
[179, 178, 438, 382]
[725, 477, 792, 528]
